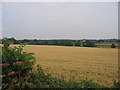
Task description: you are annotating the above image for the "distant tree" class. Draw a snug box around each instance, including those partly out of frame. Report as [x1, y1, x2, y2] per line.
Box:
[82, 42, 86, 47]
[59, 41, 73, 46]
[97, 40, 104, 43]
[21, 39, 30, 44]
[2, 37, 19, 44]
[111, 43, 116, 48]
[117, 39, 120, 42]
[84, 40, 96, 47]
[48, 40, 59, 45]
[33, 39, 38, 41]
[8, 37, 18, 44]
[23, 39, 29, 42]
[66, 41, 73, 46]
[75, 42, 81, 46]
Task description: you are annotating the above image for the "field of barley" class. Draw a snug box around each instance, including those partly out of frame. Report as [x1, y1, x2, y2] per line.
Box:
[22, 45, 118, 87]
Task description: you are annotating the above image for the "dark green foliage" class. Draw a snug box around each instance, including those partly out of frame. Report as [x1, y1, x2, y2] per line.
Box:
[113, 81, 120, 88]
[1, 37, 119, 48]
[2, 38, 35, 89]
[56, 80, 101, 88]
[83, 42, 87, 47]
[77, 80, 101, 88]
[28, 65, 101, 88]
[75, 42, 81, 46]
[47, 40, 59, 45]
[2, 37, 19, 44]
[8, 37, 19, 44]
[111, 43, 116, 48]
[83, 40, 96, 47]
[59, 41, 73, 46]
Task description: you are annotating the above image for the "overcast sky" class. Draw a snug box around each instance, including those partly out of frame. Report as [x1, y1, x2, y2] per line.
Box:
[2, 2, 118, 40]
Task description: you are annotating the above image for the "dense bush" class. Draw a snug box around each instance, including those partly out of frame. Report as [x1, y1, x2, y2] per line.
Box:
[2, 38, 35, 89]
[111, 43, 116, 48]
[113, 80, 120, 88]
[28, 65, 101, 88]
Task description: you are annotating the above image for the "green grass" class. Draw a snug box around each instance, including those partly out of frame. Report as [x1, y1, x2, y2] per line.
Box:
[95, 42, 118, 48]
[96, 42, 118, 45]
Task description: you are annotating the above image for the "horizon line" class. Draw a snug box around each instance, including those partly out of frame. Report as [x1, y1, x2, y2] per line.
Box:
[1, 37, 119, 40]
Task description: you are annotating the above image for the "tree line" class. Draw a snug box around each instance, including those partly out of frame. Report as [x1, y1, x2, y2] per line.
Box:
[0, 37, 119, 48]
[0, 37, 97, 47]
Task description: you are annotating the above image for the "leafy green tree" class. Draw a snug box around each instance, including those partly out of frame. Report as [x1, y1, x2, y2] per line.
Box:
[75, 42, 81, 46]
[47, 40, 59, 45]
[59, 41, 73, 46]
[111, 43, 116, 48]
[7, 37, 19, 44]
[84, 40, 96, 47]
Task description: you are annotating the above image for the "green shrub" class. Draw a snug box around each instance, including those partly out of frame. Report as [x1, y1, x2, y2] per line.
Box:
[28, 65, 101, 88]
[111, 43, 116, 48]
[113, 80, 120, 88]
[2, 38, 35, 89]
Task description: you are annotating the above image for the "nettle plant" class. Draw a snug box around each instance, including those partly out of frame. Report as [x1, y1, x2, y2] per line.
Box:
[2, 38, 35, 88]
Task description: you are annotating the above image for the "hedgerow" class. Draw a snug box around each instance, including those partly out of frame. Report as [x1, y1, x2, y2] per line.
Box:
[2, 38, 35, 89]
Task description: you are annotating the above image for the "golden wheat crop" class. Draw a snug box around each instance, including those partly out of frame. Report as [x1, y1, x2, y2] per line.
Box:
[7, 45, 119, 87]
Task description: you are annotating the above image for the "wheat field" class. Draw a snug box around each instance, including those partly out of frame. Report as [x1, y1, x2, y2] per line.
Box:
[4, 44, 116, 87]
[22, 45, 118, 87]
